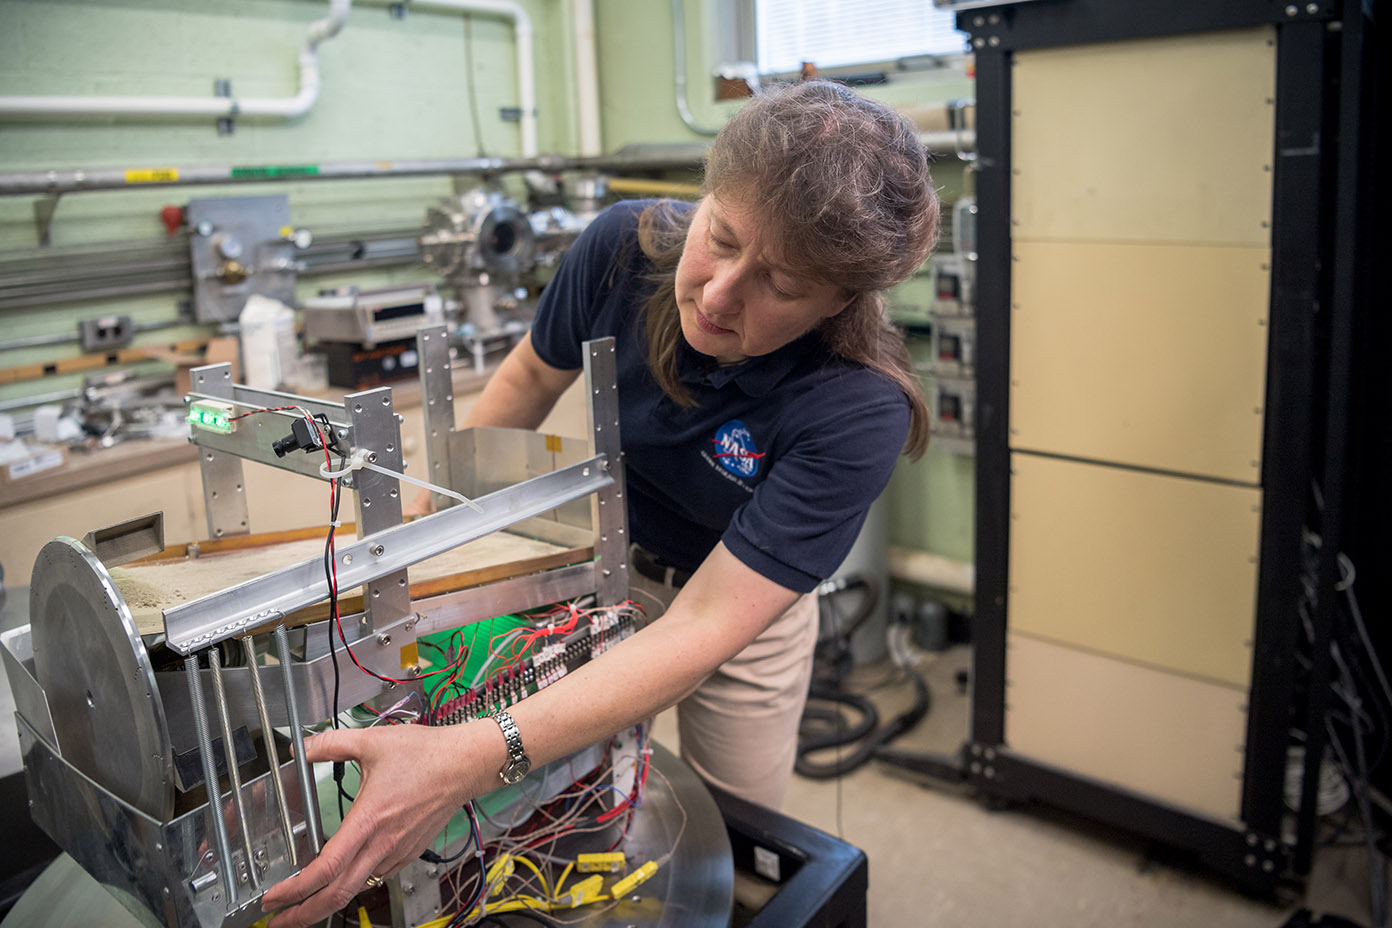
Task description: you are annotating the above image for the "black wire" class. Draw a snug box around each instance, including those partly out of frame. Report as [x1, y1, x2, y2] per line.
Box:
[420, 810, 476, 865]
[1338, 607, 1392, 771]
[824, 588, 846, 837]
[323, 447, 350, 819]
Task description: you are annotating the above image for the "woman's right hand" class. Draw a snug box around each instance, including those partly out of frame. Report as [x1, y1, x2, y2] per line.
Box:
[262, 722, 502, 928]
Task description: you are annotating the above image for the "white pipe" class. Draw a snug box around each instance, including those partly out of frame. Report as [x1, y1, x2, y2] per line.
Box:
[888, 546, 975, 597]
[920, 129, 977, 153]
[410, 0, 539, 157]
[671, 0, 721, 136]
[571, 0, 602, 156]
[0, 0, 350, 119]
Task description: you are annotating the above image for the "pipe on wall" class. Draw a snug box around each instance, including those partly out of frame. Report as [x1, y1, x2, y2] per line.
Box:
[571, 0, 603, 156]
[0, 0, 351, 119]
[671, 0, 722, 136]
[405, 0, 539, 157]
[0, 150, 710, 197]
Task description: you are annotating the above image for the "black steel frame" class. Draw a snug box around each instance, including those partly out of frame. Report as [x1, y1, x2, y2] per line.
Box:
[961, 0, 1366, 897]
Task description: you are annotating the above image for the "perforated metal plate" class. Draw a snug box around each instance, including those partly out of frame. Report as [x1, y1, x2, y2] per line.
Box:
[30, 537, 174, 819]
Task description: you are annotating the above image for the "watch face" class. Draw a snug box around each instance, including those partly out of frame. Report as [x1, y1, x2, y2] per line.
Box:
[501, 757, 531, 785]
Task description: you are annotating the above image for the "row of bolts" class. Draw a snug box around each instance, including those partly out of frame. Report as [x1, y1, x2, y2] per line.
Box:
[183, 624, 323, 908]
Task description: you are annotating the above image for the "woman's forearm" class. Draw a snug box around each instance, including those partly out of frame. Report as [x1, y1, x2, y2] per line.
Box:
[465, 332, 578, 430]
[484, 543, 800, 771]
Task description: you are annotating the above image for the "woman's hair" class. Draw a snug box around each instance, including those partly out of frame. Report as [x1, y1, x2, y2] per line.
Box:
[637, 80, 940, 459]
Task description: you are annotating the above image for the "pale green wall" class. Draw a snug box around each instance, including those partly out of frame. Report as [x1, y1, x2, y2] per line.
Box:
[0, 0, 579, 403]
[0, 0, 974, 573]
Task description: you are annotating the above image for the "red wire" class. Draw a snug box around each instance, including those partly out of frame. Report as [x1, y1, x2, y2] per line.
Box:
[280, 408, 464, 688]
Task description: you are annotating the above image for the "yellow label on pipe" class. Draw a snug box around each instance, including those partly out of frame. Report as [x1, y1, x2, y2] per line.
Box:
[125, 168, 179, 183]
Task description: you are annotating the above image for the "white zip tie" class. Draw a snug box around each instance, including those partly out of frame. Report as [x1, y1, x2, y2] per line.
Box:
[319, 448, 483, 512]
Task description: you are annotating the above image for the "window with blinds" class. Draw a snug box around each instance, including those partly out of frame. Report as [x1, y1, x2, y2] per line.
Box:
[755, 0, 967, 75]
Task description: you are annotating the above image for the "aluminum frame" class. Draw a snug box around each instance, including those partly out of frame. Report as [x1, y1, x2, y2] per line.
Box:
[5, 333, 642, 927]
[162, 457, 613, 654]
[17, 713, 314, 928]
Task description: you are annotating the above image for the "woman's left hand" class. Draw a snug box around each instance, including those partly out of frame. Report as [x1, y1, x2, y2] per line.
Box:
[262, 721, 500, 928]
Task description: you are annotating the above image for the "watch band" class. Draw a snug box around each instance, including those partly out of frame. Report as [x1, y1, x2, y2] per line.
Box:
[493, 709, 527, 772]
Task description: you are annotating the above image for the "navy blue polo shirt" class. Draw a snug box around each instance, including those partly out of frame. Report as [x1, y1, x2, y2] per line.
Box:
[531, 200, 909, 594]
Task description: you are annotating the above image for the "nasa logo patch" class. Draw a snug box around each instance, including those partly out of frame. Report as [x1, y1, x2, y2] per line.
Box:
[711, 420, 764, 478]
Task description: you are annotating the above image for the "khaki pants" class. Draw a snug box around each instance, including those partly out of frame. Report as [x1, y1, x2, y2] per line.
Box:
[628, 561, 819, 810]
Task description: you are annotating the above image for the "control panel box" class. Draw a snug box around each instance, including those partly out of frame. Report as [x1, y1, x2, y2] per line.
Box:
[931, 253, 975, 318]
[932, 315, 976, 378]
[932, 374, 976, 456]
[187, 195, 297, 323]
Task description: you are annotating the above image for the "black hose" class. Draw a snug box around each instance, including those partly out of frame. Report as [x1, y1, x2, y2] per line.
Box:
[795, 668, 931, 779]
[815, 573, 880, 646]
[799, 686, 879, 751]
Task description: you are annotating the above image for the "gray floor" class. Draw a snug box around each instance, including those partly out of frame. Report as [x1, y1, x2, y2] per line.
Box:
[655, 645, 1379, 928]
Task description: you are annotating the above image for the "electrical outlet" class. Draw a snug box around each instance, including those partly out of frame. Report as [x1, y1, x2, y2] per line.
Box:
[78, 315, 133, 352]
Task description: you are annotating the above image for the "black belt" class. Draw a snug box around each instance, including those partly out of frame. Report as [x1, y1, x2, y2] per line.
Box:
[630, 544, 693, 588]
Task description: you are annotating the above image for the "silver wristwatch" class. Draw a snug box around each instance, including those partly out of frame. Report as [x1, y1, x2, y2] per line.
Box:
[492, 709, 531, 785]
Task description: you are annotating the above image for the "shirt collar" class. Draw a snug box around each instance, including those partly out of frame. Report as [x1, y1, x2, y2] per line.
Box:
[676, 332, 820, 397]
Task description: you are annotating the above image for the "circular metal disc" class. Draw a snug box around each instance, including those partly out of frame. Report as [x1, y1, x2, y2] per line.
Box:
[30, 537, 174, 820]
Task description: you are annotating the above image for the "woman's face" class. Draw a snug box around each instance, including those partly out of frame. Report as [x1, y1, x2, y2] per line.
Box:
[674, 194, 850, 365]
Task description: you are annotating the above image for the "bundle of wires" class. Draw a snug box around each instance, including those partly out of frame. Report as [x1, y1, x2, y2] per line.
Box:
[1296, 510, 1392, 927]
[428, 724, 671, 928]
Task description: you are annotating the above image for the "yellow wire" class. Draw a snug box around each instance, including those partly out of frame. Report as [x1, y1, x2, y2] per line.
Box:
[489, 894, 553, 914]
[510, 855, 552, 902]
[553, 861, 576, 899]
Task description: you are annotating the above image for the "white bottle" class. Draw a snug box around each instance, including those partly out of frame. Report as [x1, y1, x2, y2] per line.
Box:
[239, 295, 298, 389]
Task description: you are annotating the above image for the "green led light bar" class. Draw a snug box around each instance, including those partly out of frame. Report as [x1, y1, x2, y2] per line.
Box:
[187, 400, 236, 434]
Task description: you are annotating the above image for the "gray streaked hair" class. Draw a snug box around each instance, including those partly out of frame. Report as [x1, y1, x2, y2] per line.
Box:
[639, 80, 939, 458]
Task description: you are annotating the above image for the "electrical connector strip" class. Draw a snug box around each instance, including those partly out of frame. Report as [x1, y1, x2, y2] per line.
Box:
[425, 608, 640, 727]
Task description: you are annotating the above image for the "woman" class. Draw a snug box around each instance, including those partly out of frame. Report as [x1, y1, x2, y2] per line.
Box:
[263, 80, 937, 927]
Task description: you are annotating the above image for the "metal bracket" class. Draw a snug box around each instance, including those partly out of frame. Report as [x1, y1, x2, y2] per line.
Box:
[189, 364, 251, 539]
[1240, 830, 1286, 878]
[416, 326, 457, 514]
[33, 193, 61, 247]
[585, 338, 629, 606]
[389, 858, 442, 926]
[82, 512, 165, 568]
[347, 386, 410, 637]
[216, 78, 235, 136]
